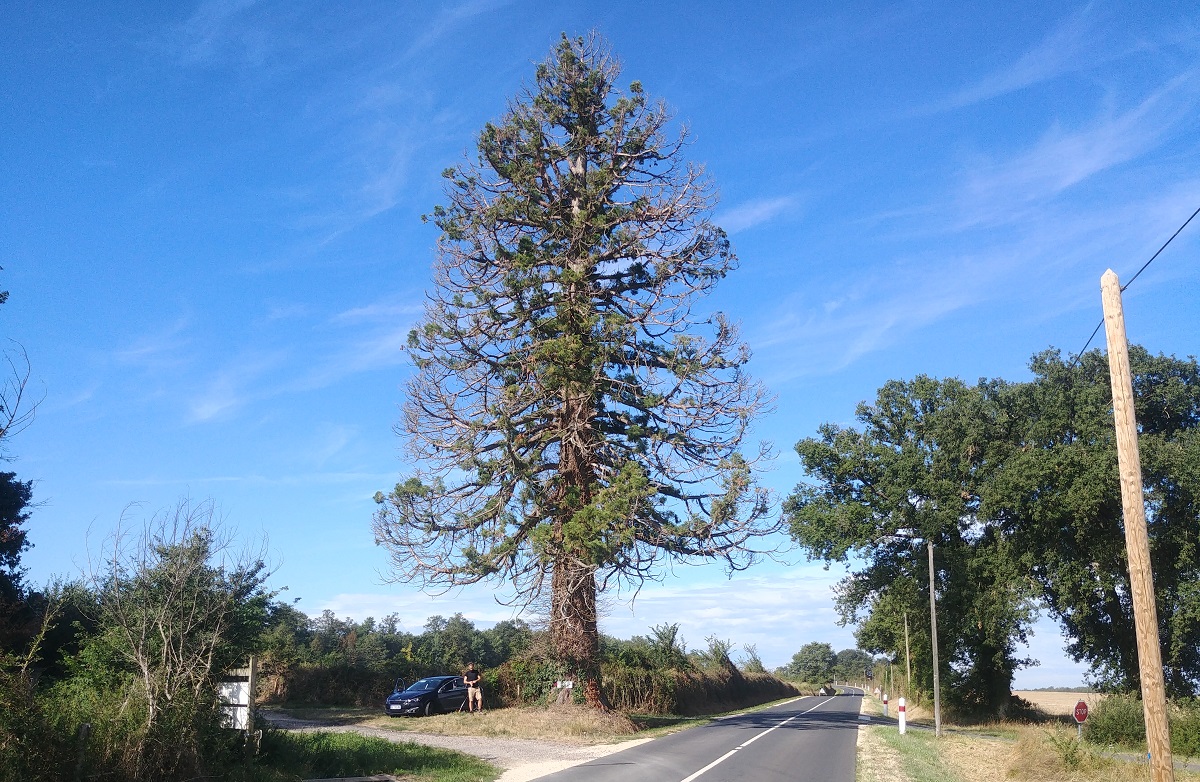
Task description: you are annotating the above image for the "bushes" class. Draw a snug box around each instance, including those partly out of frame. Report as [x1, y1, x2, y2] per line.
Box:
[272, 663, 404, 706]
[0, 667, 69, 781]
[1172, 699, 1200, 758]
[1084, 694, 1200, 757]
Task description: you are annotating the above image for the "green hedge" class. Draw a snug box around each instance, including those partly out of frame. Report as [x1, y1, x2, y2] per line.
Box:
[1084, 694, 1200, 757]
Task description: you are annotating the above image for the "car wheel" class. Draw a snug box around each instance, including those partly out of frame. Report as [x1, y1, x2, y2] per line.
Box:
[424, 700, 436, 717]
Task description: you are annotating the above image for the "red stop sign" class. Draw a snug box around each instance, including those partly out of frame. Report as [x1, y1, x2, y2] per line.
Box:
[1074, 701, 1089, 723]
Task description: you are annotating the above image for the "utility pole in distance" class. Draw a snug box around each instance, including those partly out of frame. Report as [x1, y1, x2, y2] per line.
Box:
[927, 539, 942, 738]
[903, 611, 912, 695]
[1100, 269, 1173, 782]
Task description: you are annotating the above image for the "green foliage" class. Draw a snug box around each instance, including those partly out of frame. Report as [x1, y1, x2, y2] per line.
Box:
[1083, 694, 1146, 748]
[787, 347, 1200, 711]
[1043, 728, 1088, 770]
[47, 499, 275, 781]
[786, 375, 1036, 716]
[990, 348, 1200, 696]
[0, 666, 68, 781]
[0, 471, 34, 651]
[1082, 695, 1200, 757]
[833, 648, 874, 682]
[1172, 699, 1200, 758]
[248, 730, 496, 781]
[690, 635, 740, 678]
[739, 643, 766, 674]
[783, 642, 837, 683]
[373, 32, 775, 701]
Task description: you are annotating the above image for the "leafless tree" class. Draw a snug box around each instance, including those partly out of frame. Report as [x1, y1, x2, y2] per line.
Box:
[88, 499, 270, 779]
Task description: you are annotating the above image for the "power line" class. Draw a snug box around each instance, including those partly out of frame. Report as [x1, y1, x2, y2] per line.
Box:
[1121, 204, 1200, 292]
[1066, 204, 1200, 367]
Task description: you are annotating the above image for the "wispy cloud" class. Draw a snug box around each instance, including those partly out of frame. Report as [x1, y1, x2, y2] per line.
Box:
[264, 302, 311, 322]
[404, 0, 514, 59]
[331, 300, 424, 326]
[942, 13, 1091, 109]
[100, 469, 392, 488]
[174, 0, 272, 67]
[755, 63, 1200, 381]
[115, 317, 193, 370]
[718, 196, 801, 235]
[184, 297, 420, 424]
[954, 69, 1200, 227]
[187, 349, 288, 423]
[752, 256, 982, 382]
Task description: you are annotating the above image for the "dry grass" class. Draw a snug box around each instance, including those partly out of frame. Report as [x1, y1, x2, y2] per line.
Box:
[937, 733, 1010, 782]
[1012, 691, 1104, 717]
[937, 724, 1200, 782]
[279, 704, 641, 744]
[391, 705, 639, 742]
[856, 689, 1200, 782]
[856, 725, 907, 782]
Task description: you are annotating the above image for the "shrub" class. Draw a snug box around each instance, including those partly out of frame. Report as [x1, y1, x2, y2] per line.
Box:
[1084, 694, 1145, 748]
[1170, 698, 1200, 758]
[1082, 693, 1200, 756]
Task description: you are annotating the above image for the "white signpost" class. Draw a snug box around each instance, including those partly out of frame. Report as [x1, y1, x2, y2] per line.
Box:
[219, 658, 257, 731]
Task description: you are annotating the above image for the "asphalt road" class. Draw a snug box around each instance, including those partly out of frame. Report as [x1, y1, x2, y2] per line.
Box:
[535, 689, 864, 782]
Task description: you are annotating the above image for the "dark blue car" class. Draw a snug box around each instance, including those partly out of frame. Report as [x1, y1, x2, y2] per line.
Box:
[384, 675, 468, 717]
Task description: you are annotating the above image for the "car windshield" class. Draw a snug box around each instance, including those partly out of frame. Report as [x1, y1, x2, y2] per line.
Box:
[406, 678, 442, 692]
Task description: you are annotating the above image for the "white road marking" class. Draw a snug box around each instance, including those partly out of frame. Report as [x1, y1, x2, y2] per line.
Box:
[677, 696, 839, 782]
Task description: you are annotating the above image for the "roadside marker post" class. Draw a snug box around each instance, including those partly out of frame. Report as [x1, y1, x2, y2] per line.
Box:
[883, 693, 888, 718]
[898, 698, 906, 735]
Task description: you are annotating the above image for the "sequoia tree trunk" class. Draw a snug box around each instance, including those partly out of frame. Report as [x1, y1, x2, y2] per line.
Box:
[549, 560, 610, 710]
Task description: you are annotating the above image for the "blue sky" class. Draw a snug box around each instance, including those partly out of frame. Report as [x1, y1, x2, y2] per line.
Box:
[4, 1, 1198, 687]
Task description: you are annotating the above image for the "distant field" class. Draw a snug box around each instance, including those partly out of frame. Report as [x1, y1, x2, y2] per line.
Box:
[1014, 690, 1103, 715]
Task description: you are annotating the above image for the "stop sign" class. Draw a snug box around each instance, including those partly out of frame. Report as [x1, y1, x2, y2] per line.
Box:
[1074, 700, 1089, 723]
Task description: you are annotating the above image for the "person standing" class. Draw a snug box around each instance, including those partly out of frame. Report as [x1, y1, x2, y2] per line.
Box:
[464, 662, 483, 713]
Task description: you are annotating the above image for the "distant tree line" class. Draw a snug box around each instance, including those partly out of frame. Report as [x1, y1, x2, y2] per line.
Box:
[777, 642, 875, 685]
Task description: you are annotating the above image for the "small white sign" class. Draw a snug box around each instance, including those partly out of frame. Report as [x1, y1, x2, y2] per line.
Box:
[219, 680, 251, 730]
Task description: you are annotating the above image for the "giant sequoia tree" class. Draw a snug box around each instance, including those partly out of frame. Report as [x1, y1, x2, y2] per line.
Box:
[373, 35, 773, 707]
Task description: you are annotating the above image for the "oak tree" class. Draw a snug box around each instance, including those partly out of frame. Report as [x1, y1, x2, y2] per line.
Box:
[991, 348, 1200, 696]
[373, 35, 774, 707]
[786, 376, 1036, 717]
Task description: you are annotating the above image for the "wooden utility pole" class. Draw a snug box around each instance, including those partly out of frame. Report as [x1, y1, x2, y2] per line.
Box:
[1100, 269, 1174, 782]
[928, 540, 942, 737]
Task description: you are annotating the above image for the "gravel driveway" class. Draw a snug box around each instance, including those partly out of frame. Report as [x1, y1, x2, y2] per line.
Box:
[262, 711, 651, 782]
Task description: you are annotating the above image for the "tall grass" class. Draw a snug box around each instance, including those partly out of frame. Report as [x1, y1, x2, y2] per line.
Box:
[243, 730, 497, 782]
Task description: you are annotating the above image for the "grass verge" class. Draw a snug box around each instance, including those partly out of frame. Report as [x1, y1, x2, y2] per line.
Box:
[238, 730, 498, 782]
[857, 722, 1200, 782]
[269, 694, 806, 744]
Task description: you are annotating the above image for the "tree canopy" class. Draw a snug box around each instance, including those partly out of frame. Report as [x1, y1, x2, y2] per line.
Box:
[373, 34, 775, 707]
[786, 375, 1035, 715]
[989, 348, 1200, 696]
[786, 347, 1200, 710]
